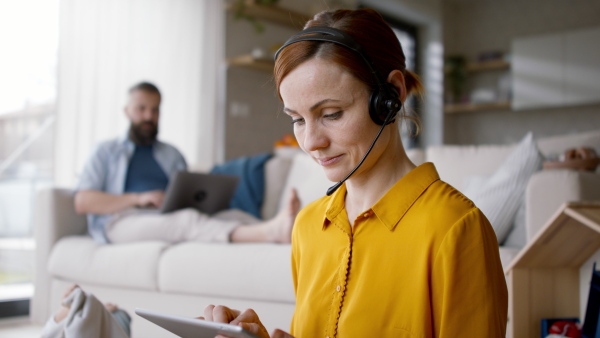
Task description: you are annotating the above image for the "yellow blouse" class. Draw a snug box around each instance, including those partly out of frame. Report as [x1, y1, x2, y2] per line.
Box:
[290, 163, 508, 338]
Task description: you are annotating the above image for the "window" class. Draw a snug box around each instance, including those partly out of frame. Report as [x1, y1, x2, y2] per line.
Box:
[0, 0, 59, 317]
[382, 14, 421, 149]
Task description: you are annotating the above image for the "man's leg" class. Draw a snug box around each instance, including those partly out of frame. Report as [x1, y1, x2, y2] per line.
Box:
[105, 189, 301, 244]
[43, 285, 130, 337]
[230, 189, 300, 243]
[105, 208, 239, 244]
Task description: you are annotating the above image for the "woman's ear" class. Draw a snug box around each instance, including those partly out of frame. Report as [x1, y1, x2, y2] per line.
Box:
[387, 70, 407, 102]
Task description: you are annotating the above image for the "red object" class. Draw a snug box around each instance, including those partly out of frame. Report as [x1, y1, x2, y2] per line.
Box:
[549, 321, 581, 338]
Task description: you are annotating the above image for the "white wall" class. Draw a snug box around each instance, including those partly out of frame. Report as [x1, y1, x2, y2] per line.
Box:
[223, 0, 446, 159]
[352, 0, 445, 148]
[442, 0, 600, 145]
[54, 0, 224, 186]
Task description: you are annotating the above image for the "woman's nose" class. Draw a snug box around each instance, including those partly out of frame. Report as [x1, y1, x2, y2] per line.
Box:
[302, 122, 329, 151]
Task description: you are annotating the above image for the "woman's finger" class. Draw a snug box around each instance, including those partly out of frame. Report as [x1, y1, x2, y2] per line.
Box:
[231, 309, 270, 338]
[203, 304, 215, 322]
[271, 328, 295, 338]
[212, 305, 240, 323]
[239, 322, 270, 338]
[229, 308, 260, 326]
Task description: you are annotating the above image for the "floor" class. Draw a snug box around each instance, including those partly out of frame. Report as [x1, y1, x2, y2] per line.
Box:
[0, 316, 42, 338]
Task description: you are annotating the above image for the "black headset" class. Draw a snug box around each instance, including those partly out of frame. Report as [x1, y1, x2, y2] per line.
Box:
[274, 26, 402, 125]
[275, 26, 404, 195]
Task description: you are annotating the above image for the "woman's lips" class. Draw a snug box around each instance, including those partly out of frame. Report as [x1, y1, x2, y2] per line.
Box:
[316, 155, 342, 166]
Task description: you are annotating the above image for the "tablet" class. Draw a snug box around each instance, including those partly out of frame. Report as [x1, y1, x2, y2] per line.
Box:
[135, 308, 260, 338]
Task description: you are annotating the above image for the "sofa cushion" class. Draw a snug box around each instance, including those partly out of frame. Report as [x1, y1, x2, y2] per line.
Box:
[278, 153, 331, 212]
[499, 247, 520, 271]
[261, 153, 296, 220]
[158, 242, 294, 303]
[405, 148, 425, 166]
[426, 144, 514, 191]
[48, 236, 168, 290]
[463, 133, 543, 243]
[503, 201, 527, 248]
[537, 129, 600, 159]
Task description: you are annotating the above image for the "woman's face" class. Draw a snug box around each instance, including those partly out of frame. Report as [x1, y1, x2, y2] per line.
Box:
[280, 58, 389, 183]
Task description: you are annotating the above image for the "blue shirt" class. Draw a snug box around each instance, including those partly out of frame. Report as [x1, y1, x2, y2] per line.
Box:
[76, 133, 187, 243]
[124, 145, 169, 193]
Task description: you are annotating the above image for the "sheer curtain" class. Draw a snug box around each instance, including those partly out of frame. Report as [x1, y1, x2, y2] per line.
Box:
[54, 0, 224, 187]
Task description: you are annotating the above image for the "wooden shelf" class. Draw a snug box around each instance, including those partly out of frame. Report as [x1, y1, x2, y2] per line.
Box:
[226, 1, 310, 29]
[444, 101, 511, 114]
[506, 202, 600, 338]
[466, 59, 510, 72]
[227, 54, 274, 72]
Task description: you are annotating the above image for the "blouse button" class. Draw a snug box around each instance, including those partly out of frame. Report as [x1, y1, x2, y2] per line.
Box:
[363, 212, 370, 218]
[336, 285, 341, 292]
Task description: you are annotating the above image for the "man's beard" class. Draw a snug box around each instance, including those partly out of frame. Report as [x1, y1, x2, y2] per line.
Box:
[129, 121, 158, 146]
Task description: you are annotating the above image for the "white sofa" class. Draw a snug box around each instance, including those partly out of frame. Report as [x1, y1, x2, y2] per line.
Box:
[31, 130, 600, 337]
[405, 130, 600, 270]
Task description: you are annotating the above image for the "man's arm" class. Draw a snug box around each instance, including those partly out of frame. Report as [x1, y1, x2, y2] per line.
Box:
[74, 189, 164, 215]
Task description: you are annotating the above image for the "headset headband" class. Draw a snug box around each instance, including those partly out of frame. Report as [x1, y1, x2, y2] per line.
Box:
[274, 26, 385, 87]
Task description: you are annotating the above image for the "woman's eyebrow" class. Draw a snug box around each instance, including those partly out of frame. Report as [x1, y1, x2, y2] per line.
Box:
[310, 99, 340, 112]
[283, 99, 341, 115]
[283, 107, 296, 115]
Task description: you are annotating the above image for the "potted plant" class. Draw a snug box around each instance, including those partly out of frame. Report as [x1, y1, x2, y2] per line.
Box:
[444, 55, 467, 104]
[232, 0, 280, 34]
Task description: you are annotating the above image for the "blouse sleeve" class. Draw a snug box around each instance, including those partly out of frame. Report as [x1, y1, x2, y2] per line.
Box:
[431, 208, 508, 337]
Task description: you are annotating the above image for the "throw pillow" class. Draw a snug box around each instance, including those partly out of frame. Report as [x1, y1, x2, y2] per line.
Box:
[462, 132, 543, 243]
[278, 153, 331, 212]
[503, 201, 527, 248]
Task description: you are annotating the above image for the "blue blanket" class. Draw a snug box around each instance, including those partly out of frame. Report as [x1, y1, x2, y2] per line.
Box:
[210, 153, 272, 219]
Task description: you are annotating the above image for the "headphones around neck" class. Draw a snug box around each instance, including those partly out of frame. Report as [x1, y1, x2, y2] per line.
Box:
[274, 26, 402, 126]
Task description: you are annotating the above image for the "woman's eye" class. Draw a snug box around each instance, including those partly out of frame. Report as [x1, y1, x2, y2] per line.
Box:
[324, 111, 342, 120]
[291, 117, 305, 125]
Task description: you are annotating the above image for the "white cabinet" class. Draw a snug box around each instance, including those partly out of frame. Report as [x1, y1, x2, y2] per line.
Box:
[512, 26, 600, 110]
[565, 27, 600, 105]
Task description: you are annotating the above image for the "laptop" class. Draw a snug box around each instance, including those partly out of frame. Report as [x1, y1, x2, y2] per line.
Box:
[135, 308, 259, 338]
[160, 171, 239, 215]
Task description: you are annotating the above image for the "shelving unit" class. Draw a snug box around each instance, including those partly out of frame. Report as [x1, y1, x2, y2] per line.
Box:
[225, 1, 310, 73]
[444, 58, 511, 114]
[226, 54, 274, 72]
[465, 59, 510, 72]
[444, 100, 510, 114]
[225, 1, 310, 30]
[506, 202, 600, 338]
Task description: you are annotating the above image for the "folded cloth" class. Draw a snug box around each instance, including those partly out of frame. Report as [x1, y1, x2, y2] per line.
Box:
[210, 153, 272, 219]
[41, 287, 130, 338]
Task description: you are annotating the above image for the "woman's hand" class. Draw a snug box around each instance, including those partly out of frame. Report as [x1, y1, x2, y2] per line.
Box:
[202, 305, 294, 338]
[271, 329, 294, 338]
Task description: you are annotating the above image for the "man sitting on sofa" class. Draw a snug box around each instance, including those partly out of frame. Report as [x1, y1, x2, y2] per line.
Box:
[75, 81, 299, 245]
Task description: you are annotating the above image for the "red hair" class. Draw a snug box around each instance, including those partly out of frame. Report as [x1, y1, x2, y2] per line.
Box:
[274, 8, 424, 101]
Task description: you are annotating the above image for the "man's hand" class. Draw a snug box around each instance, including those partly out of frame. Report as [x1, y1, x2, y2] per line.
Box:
[75, 189, 165, 215]
[136, 190, 165, 208]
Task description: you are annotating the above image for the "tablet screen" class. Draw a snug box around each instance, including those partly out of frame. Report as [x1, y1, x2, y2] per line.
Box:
[135, 308, 260, 338]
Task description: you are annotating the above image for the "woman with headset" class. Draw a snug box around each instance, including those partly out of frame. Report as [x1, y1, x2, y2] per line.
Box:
[203, 8, 508, 337]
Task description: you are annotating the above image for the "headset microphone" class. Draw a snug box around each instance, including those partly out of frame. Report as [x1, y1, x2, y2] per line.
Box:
[325, 107, 396, 196]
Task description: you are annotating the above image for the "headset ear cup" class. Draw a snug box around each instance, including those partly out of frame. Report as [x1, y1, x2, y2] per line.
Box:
[368, 88, 384, 125]
[369, 84, 402, 125]
[385, 83, 402, 122]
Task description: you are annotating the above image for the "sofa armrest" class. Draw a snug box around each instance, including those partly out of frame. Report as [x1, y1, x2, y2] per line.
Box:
[525, 170, 600, 242]
[30, 187, 87, 324]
